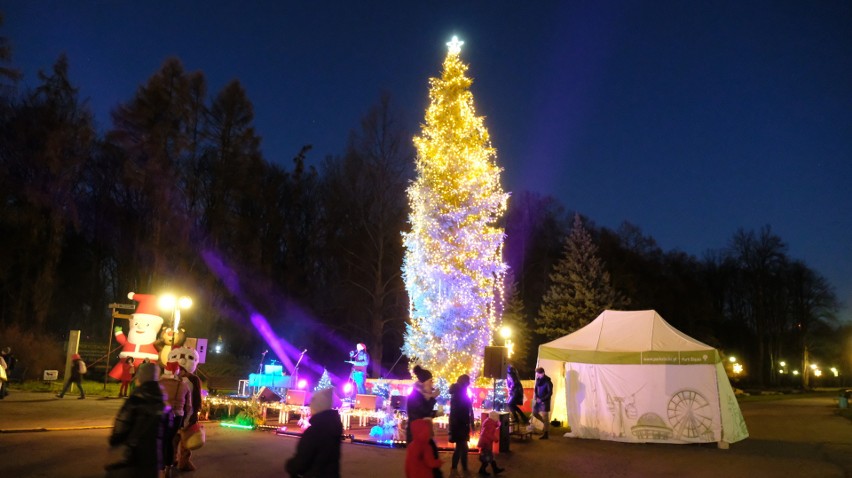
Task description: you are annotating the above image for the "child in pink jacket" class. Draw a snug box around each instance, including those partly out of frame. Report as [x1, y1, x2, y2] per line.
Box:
[477, 411, 504, 475]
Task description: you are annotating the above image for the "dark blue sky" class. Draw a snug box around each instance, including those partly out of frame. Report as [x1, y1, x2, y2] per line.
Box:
[5, 1, 851, 322]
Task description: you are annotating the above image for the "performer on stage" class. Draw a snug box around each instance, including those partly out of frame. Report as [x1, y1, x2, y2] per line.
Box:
[346, 343, 370, 395]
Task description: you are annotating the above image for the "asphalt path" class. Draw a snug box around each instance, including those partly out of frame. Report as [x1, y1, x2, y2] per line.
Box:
[1, 391, 851, 477]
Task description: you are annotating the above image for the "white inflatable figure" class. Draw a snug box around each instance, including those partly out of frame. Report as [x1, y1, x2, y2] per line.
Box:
[109, 292, 164, 380]
[168, 346, 199, 375]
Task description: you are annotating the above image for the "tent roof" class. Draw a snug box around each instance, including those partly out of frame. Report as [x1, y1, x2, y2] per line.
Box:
[538, 310, 720, 365]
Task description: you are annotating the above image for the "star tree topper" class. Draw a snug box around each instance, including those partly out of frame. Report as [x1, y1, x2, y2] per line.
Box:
[447, 35, 464, 55]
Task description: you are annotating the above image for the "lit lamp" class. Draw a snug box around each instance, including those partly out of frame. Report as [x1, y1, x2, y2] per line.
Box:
[499, 325, 513, 358]
[158, 294, 193, 331]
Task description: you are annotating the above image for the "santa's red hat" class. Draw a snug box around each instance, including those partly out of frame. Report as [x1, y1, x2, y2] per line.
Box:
[127, 292, 159, 316]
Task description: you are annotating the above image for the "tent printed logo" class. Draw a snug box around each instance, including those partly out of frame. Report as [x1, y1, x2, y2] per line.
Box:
[606, 385, 642, 438]
[628, 388, 716, 442]
[667, 389, 714, 441]
[631, 412, 673, 440]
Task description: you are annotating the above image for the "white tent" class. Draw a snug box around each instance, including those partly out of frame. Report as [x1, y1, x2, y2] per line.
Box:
[536, 310, 748, 446]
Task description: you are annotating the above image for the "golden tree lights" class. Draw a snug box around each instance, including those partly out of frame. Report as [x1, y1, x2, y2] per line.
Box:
[402, 36, 509, 383]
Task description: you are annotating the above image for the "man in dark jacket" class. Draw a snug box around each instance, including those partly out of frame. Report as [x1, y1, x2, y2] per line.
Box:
[57, 353, 86, 399]
[285, 387, 343, 477]
[106, 362, 166, 477]
[448, 374, 474, 477]
[533, 367, 554, 439]
[507, 365, 528, 425]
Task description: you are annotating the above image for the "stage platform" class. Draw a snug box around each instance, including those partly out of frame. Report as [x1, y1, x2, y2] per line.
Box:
[264, 409, 531, 452]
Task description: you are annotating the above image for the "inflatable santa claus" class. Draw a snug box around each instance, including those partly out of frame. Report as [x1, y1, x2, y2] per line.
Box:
[108, 292, 163, 380]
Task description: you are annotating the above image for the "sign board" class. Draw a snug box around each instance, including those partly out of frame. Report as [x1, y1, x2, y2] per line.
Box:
[108, 303, 136, 310]
[112, 313, 133, 320]
[184, 337, 208, 364]
[43, 370, 59, 381]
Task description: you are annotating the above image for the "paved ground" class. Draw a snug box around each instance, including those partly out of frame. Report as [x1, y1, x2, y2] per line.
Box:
[1, 389, 851, 477]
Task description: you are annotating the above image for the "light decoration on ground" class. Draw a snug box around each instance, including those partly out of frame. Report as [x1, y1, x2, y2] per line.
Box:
[402, 35, 509, 383]
[220, 421, 254, 430]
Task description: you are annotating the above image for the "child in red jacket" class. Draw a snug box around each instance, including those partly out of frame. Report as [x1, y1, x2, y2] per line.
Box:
[477, 411, 504, 476]
[405, 418, 443, 478]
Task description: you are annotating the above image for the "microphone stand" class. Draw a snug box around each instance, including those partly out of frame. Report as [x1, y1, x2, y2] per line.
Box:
[290, 349, 307, 390]
[382, 353, 406, 379]
[258, 350, 268, 375]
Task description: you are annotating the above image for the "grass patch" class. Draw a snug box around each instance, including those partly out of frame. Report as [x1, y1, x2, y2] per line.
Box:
[11, 379, 123, 397]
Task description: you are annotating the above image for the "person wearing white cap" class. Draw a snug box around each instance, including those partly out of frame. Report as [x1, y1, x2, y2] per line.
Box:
[285, 387, 343, 477]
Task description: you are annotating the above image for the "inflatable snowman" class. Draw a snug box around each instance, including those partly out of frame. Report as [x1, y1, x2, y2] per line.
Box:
[108, 292, 163, 380]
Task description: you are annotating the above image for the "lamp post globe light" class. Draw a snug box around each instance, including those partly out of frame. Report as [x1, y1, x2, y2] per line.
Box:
[499, 325, 514, 358]
[158, 293, 192, 331]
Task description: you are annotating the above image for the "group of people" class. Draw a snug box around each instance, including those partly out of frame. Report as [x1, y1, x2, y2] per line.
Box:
[507, 365, 554, 440]
[284, 355, 553, 478]
[105, 348, 203, 478]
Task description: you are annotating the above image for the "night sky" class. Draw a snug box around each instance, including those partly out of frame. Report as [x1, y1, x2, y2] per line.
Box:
[5, 2, 851, 322]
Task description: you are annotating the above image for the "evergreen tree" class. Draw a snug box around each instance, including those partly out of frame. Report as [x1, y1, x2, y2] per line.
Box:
[402, 37, 509, 382]
[536, 214, 627, 339]
[500, 281, 532, 371]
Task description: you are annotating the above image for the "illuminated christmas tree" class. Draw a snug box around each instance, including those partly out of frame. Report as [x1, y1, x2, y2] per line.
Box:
[402, 36, 509, 382]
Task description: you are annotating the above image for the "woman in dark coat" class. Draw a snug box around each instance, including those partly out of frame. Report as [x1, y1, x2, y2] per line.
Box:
[506, 365, 528, 425]
[285, 387, 343, 477]
[448, 374, 474, 477]
[405, 365, 443, 478]
[406, 365, 439, 443]
[105, 362, 166, 478]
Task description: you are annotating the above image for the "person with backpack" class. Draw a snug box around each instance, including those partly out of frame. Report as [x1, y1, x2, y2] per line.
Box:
[57, 353, 87, 399]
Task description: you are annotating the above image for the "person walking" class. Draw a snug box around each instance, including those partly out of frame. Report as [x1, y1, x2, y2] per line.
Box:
[104, 362, 166, 478]
[532, 367, 554, 439]
[57, 353, 87, 399]
[118, 356, 135, 398]
[448, 374, 475, 477]
[506, 365, 527, 426]
[0, 347, 14, 398]
[477, 411, 504, 476]
[0, 349, 8, 399]
[285, 387, 343, 477]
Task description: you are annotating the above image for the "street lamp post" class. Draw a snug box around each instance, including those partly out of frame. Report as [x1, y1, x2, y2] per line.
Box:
[105, 302, 135, 390]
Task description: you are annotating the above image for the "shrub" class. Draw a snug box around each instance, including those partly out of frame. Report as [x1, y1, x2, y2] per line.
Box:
[0, 324, 65, 381]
